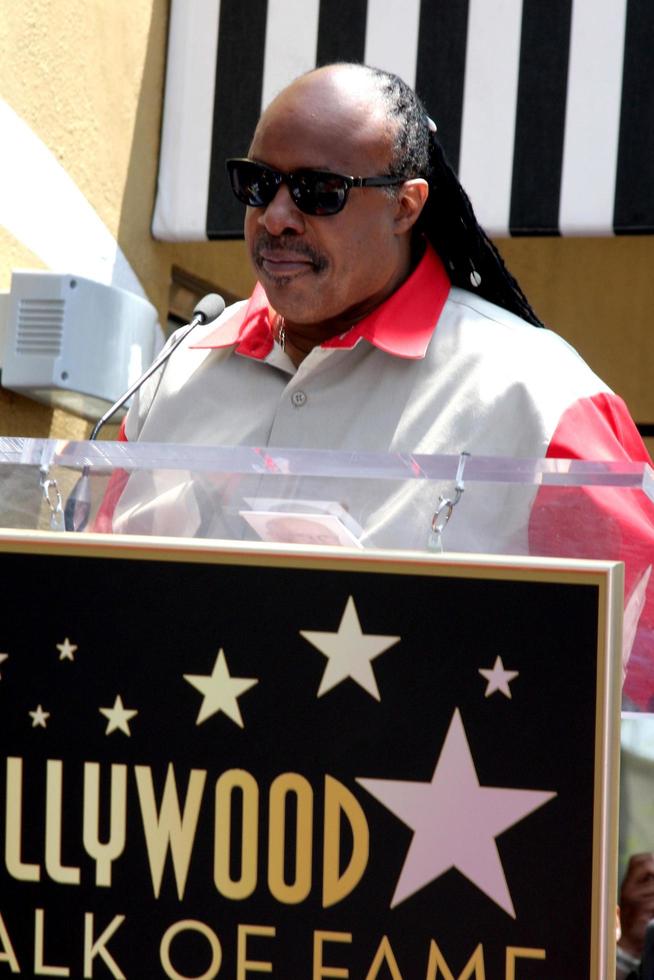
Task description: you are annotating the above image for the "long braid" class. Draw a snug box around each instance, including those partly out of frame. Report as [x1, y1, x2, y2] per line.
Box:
[364, 65, 545, 327]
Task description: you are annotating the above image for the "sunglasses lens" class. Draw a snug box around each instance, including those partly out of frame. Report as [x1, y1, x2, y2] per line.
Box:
[227, 161, 350, 215]
[293, 173, 348, 215]
[228, 161, 279, 207]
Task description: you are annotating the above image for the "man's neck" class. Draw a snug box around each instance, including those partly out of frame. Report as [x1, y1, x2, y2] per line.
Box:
[275, 307, 373, 367]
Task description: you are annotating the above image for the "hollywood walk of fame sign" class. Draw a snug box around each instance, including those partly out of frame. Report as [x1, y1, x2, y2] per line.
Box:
[0, 531, 621, 979]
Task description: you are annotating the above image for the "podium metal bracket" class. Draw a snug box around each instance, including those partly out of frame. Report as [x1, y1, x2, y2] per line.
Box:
[39, 465, 65, 532]
[429, 451, 470, 551]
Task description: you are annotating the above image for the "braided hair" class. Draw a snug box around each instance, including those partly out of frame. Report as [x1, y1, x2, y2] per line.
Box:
[361, 65, 544, 327]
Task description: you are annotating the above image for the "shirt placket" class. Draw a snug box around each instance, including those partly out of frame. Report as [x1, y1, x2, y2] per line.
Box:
[266, 347, 337, 446]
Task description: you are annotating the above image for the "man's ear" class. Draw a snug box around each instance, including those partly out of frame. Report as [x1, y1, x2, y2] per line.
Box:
[393, 178, 429, 234]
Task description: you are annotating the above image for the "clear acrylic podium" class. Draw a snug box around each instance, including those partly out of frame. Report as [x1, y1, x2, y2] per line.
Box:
[0, 438, 652, 977]
[1, 436, 652, 698]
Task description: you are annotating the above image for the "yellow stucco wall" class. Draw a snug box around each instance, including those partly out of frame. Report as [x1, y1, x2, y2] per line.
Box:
[0, 0, 252, 439]
[0, 0, 652, 460]
[500, 236, 654, 434]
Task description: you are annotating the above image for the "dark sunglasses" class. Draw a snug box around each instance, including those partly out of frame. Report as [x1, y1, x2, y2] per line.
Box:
[226, 158, 406, 216]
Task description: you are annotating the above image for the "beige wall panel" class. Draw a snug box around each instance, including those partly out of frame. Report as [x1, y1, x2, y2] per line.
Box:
[499, 236, 654, 425]
[0, 390, 89, 439]
[165, 240, 256, 308]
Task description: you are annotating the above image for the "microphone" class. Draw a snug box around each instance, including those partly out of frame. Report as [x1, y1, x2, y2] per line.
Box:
[64, 293, 225, 531]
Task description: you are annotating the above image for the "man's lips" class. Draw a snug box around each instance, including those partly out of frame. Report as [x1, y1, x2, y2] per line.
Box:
[257, 250, 316, 276]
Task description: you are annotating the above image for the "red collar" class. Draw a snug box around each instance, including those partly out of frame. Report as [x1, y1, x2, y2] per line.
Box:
[192, 242, 450, 360]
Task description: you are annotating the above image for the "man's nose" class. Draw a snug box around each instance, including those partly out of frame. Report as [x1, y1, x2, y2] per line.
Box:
[258, 182, 306, 236]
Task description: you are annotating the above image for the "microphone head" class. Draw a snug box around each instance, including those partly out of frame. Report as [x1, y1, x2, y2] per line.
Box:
[193, 293, 225, 324]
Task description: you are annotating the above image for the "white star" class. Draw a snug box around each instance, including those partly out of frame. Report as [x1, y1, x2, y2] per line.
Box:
[0, 653, 8, 678]
[479, 655, 519, 698]
[184, 650, 258, 728]
[57, 638, 78, 661]
[29, 704, 50, 728]
[300, 596, 400, 700]
[358, 709, 556, 917]
[99, 695, 138, 736]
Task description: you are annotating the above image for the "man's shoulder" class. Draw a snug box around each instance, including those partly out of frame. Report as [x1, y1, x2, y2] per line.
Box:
[446, 287, 533, 330]
[440, 287, 596, 368]
[431, 286, 612, 405]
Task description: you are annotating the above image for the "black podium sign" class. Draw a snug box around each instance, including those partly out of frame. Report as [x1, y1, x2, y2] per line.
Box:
[0, 533, 621, 979]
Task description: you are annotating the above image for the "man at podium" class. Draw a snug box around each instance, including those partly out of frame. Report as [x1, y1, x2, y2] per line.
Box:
[99, 63, 653, 705]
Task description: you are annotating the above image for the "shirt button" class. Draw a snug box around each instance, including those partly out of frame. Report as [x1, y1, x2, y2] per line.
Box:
[291, 390, 307, 407]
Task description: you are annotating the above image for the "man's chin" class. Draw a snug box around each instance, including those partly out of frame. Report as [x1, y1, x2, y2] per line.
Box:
[269, 299, 327, 326]
[258, 271, 326, 315]
[260, 271, 298, 289]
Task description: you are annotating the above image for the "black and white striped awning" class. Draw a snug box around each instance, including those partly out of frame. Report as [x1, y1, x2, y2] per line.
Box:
[152, 0, 654, 241]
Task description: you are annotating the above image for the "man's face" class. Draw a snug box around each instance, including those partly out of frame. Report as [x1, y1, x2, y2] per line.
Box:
[244, 70, 410, 326]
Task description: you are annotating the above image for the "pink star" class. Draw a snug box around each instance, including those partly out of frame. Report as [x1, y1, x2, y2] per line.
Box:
[479, 655, 519, 698]
[358, 709, 555, 917]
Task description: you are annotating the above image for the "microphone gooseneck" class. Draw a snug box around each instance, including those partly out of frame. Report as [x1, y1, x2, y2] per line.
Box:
[64, 293, 225, 531]
[89, 293, 225, 441]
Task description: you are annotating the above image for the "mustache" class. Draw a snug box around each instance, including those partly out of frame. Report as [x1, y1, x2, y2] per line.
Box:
[253, 233, 327, 271]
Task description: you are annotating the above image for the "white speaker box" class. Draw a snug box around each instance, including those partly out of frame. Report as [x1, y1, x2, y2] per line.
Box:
[1, 272, 163, 420]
